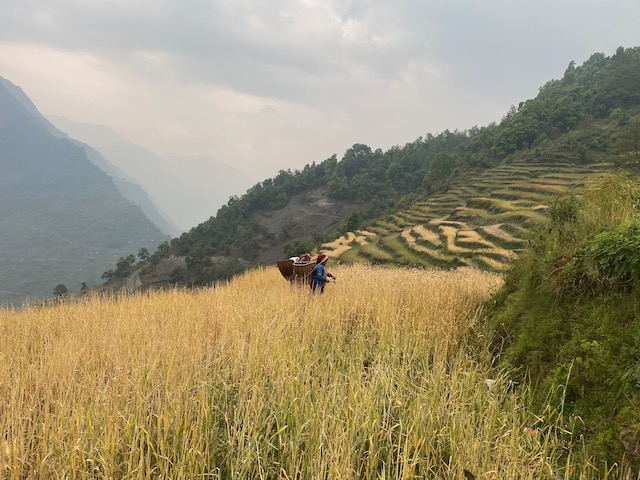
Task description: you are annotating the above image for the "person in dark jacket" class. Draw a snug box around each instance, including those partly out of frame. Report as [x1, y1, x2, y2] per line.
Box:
[311, 254, 335, 293]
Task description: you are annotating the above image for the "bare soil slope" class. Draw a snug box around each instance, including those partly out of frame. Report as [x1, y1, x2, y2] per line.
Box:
[251, 186, 366, 263]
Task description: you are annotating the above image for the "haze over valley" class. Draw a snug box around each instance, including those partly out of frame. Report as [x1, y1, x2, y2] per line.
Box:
[0, 77, 169, 305]
[49, 116, 253, 233]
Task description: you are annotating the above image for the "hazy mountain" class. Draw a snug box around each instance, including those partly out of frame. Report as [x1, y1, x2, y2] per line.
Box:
[80, 146, 179, 236]
[0, 78, 169, 305]
[48, 117, 253, 232]
[0, 78, 179, 236]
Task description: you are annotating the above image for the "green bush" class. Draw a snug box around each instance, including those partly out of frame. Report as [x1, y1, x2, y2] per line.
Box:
[488, 174, 640, 467]
[559, 222, 640, 295]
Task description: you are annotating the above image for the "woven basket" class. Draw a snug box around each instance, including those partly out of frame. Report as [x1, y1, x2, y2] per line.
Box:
[292, 262, 315, 286]
[277, 259, 316, 286]
[277, 259, 295, 280]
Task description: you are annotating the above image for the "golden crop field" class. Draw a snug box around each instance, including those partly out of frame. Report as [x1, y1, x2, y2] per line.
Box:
[0, 266, 621, 479]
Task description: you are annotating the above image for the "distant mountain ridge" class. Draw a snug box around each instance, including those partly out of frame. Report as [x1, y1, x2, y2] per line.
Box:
[0, 77, 169, 305]
[0, 78, 179, 236]
[81, 146, 180, 236]
[48, 117, 253, 232]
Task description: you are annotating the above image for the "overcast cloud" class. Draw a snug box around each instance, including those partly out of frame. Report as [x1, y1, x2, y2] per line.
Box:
[1, 0, 639, 182]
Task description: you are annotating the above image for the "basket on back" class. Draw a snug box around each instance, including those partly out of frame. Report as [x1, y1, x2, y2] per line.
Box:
[277, 259, 315, 286]
[293, 261, 315, 286]
[277, 259, 295, 280]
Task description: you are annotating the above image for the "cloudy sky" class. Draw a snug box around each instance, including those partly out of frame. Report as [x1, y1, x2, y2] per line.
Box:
[1, 0, 639, 182]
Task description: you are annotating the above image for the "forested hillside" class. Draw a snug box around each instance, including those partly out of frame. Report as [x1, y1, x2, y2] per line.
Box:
[0, 77, 178, 237]
[0, 80, 168, 305]
[106, 46, 640, 290]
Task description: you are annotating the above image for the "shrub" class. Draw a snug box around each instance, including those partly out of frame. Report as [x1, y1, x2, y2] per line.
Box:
[489, 174, 640, 465]
[559, 222, 640, 295]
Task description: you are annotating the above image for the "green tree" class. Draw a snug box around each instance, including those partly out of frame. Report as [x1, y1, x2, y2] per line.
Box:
[341, 144, 373, 180]
[423, 153, 456, 194]
[101, 270, 114, 281]
[351, 172, 375, 200]
[337, 212, 362, 234]
[114, 254, 136, 279]
[327, 172, 350, 199]
[53, 284, 68, 297]
[149, 241, 171, 266]
[186, 246, 213, 271]
[137, 247, 150, 262]
[493, 109, 540, 155]
[616, 115, 640, 162]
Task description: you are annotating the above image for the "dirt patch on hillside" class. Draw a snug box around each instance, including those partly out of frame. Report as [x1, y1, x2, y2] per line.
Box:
[251, 187, 366, 263]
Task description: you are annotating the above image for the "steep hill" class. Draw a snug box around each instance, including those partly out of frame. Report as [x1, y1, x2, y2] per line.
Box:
[92, 46, 640, 469]
[0, 79, 168, 305]
[0, 77, 179, 236]
[488, 174, 640, 465]
[104, 46, 640, 292]
[49, 117, 253, 232]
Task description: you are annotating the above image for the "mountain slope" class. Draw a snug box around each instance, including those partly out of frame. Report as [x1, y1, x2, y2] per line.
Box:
[321, 161, 613, 268]
[104, 46, 640, 291]
[94, 46, 640, 468]
[48, 117, 253, 232]
[0, 79, 168, 305]
[0, 77, 179, 236]
[488, 174, 640, 465]
[81, 145, 180, 236]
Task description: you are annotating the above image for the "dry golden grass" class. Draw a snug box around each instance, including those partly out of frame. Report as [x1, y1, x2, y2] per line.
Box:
[354, 231, 375, 245]
[400, 228, 416, 244]
[401, 228, 452, 261]
[322, 232, 373, 258]
[475, 256, 509, 271]
[323, 232, 357, 249]
[410, 225, 441, 245]
[0, 266, 621, 479]
[456, 230, 495, 248]
[322, 233, 356, 257]
[441, 226, 470, 254]
[481, 224, 524, 243]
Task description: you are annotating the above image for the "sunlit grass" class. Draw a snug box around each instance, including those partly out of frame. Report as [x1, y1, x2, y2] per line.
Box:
[358, 240, 396, 262]
[322, 231, 374, 258]
[0, 265, 624, 478]
[411, 225, 441, 245]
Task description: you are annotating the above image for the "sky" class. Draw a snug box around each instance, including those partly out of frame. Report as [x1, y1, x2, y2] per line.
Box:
[1, 0, 640, 183]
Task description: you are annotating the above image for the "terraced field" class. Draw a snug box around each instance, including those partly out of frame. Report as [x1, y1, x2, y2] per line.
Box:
[320, 161, 611, 271]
